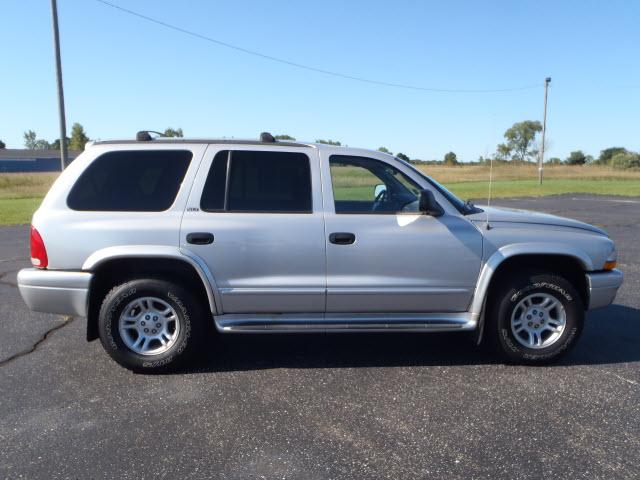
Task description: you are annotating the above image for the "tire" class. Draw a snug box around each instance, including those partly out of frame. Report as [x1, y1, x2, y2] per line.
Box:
[98, 278, 206, 372]
[486, 270, 584, 364]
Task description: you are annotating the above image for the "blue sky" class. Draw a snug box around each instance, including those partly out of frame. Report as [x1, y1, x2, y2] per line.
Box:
[1, 0, 639, 161]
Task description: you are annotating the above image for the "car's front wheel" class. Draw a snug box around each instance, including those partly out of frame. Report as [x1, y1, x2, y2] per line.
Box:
[98, 279, 205, 372]
[487, 271, 584, 364]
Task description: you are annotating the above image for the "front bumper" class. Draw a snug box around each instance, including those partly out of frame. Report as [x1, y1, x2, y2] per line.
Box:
[586, 269, 623, 310]
[17, 268, 93, 317]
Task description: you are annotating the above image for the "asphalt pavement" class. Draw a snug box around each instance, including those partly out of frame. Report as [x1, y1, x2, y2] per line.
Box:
[0, 194, 638, 479]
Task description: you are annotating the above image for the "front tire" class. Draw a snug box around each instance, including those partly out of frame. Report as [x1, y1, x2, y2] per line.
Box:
[487, 271, 584, 364]
[98, 279, 205, 372]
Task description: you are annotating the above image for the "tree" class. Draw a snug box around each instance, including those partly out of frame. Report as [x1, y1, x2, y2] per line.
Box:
[275, 134, 296, 140]
[315, 139, 341, 146]
[23, 130, 52, 149]
[51, 137, 70, 150]
[378, 146, 392, 155]
[502, 120, 542, 162]
[33, 139, 52, 149]
[443, 151, 458, 166]
[565, 150, 587, 165]
[163, 127, 184, 138]
[610, 151, 640, 169]
[0, 139, 5, 149]
[24, 130, 37, 149]
[396, 152, 410, 162]
[546, 157, 562, 164]
[495, 143, 512, 161]
[597, 147, 627, 165]
[69, 123, 90, 150]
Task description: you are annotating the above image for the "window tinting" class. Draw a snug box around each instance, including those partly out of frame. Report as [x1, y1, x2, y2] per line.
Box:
[67, 150, 192, 211]
[200, 150, 229, 211]
[201, 150, 311, 213]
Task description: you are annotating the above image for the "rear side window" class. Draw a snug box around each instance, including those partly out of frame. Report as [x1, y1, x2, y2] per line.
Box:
[200, 150, 312, 213]
[67, 150, 192, 211]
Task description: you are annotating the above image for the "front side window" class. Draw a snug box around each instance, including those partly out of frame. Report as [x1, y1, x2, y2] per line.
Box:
[200, 150, 312, 213]
[67, 150, 192, 211]
[329, 155, 422, 214]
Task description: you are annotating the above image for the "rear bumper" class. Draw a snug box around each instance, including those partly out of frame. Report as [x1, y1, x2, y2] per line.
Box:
[17, 268, 92, 317]
[586, 269, 623, 310]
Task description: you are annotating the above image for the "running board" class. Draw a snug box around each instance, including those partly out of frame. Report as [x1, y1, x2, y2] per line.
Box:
[214, 313, 478, 333]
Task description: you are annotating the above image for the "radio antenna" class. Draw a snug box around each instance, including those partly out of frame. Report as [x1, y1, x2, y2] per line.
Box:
[486, 153, 493, 230]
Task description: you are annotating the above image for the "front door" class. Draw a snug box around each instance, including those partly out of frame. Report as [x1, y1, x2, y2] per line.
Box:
[181, 146, 326, 313]
[321, 153, 483, 313]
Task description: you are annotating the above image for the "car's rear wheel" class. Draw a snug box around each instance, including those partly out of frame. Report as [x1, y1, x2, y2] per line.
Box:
[487, 271, 584, 364]
[98, 278, 205, 372]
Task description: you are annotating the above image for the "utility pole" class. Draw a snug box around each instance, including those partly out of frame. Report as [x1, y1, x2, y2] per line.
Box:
[538, 77, 551, 185]
[50, 0, 68, 170]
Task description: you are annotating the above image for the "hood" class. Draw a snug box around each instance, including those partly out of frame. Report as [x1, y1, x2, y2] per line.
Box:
[468, 206, 607, 236]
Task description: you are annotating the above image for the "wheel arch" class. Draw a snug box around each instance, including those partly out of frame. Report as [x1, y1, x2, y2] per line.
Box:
[83, 246, 219, 341]
[471, 244, 591, 343]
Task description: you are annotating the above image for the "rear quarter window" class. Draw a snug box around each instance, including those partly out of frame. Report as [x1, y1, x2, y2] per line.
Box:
[67, 150, 192, 211]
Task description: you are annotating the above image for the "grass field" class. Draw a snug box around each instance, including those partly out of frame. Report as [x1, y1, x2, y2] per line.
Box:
[1, 165, 639, 225]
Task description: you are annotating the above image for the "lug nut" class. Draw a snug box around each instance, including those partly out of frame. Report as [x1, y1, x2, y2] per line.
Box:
[145, 315, 150, 320]
[533, 310, 537, 314]
[156, 323, 161, 328]
[528, 322, 533, 327]
[539, 312, 544, 317]
[144, 328, 149, 333]
[141, 321, 146, 326]
[152, 329, 157, 334]
[527, 315, 532, 320]
[153, 316, 158, 321]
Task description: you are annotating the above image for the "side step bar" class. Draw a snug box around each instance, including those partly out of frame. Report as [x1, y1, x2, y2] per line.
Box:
[214, 313, 478, 333]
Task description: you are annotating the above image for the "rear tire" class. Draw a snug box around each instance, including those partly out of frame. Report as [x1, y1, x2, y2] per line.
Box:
[487, 271, 584, 364]
[98, 278, 205, 372]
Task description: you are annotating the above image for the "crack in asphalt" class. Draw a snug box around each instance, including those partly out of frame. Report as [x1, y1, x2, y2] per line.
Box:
[601, 370, 639, 387]
[0, 316, 75, 367]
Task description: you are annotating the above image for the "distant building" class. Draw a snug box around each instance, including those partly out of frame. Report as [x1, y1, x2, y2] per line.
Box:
[0, 149, 81, 173]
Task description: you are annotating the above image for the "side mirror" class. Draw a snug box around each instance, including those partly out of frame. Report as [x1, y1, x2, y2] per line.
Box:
[419, 190, 445, 217]
[373, 184, 387, 198]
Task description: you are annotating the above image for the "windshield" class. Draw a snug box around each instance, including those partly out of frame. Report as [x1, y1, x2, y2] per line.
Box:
[395, 157, 478, 214]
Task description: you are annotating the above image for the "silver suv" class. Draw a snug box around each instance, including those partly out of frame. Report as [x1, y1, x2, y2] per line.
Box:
[18, 132, 623, 371]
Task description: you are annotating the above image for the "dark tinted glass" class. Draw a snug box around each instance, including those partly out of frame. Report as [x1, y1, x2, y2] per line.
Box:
[200, 150, 229, 211]
[226, 151, 311, 212]
[67, 150, 191, 211]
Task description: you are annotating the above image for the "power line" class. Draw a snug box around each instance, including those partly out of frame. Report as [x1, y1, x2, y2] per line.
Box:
[95, 0, 542, 94]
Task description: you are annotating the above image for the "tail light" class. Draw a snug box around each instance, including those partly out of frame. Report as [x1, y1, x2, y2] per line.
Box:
[30, 226, 48, 269]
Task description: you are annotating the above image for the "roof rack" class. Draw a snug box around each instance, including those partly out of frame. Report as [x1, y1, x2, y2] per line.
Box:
[136, 130, 166, 141]
[136, 130, 279, 143]
[260, 132, 276, 143]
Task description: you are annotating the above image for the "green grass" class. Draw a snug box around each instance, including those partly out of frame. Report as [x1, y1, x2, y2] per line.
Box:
[0, 197, 43, 225]
[1, 169, 639, 225]
[448, 179, 640, 200]
[335, 179, 640, 203]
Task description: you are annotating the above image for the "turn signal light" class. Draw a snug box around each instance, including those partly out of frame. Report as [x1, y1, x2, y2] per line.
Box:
[30, 226, 48, 269]
[603, 260, 617, 271]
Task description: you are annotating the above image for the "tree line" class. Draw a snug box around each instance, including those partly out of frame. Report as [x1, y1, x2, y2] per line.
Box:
[0, 126, 184, 151]
[2, 124, 637, 169]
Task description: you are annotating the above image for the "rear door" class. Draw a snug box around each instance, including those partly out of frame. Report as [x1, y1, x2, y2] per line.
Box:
[180, 145, 326, 313]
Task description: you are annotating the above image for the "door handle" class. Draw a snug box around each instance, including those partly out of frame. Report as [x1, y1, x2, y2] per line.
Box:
[186, 232, 214, 245]
[329, 232, 356, 245]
